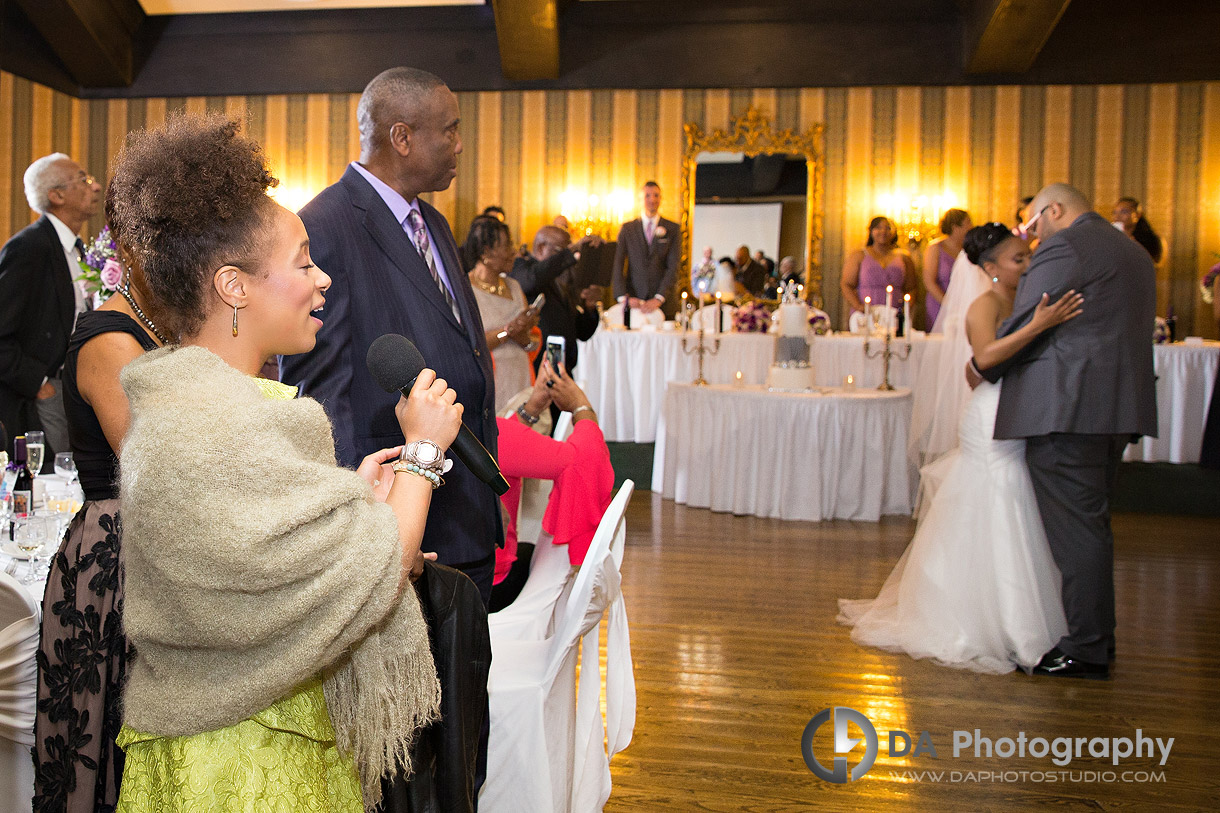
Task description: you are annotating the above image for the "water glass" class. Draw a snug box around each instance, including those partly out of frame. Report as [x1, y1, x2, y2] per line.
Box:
[13, 516, 47, 584]
[55, 452, 78, 484]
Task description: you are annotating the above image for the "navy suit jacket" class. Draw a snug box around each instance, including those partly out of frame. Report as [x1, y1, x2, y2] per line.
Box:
[281, 165, 503, 565]
[0, 215, 75, 440]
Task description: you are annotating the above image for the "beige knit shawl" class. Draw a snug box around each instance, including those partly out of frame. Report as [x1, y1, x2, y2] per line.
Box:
[119, 345, 440, 809]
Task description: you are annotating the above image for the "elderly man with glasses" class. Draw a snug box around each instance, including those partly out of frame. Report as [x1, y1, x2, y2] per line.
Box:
[0, 153, 102, 461]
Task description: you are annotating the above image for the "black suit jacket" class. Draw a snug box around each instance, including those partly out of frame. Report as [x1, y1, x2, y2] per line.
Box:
[281, 165, 503, 565]
[509, 249, 599, 373]
[0, 215, 75, 439]
[735, 259, 768, 297]
[611, 216, 680, 311]
[982, 211, 1157, 439]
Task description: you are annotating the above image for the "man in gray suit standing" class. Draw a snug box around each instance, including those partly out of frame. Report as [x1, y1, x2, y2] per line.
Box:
[612, 181, 681, 319]
[972, 183, 1157, 680]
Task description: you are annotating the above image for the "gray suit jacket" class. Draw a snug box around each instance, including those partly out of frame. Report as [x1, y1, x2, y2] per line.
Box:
[982, 211, 1157, 440]
[611, 216, 680, 307]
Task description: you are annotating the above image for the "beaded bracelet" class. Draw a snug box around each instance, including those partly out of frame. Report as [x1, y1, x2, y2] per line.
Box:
[392, 460, 444, 488]
[516, 404, 541, 425]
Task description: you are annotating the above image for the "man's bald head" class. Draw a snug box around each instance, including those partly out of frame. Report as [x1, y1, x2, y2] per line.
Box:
[533, 224, 572, 260]
[1030, 183, 1092, 241]
[357, 67, 446, 157]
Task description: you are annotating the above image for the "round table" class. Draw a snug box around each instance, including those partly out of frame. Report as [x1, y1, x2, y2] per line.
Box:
[652, 384, 914, 522]
[1125, 341, 1220, 463]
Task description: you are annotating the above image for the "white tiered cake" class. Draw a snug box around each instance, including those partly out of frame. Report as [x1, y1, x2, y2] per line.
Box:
[766, 283, 815, 391]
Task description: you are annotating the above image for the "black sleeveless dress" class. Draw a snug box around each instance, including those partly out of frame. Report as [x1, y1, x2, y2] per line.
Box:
[33, 310, 157, 813]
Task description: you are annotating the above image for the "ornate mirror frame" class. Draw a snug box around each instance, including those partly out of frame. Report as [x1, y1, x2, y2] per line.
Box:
[681, 108, 825, 302]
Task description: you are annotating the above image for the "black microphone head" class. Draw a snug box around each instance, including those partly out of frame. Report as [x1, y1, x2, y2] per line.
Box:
[367, 333, 427, 393]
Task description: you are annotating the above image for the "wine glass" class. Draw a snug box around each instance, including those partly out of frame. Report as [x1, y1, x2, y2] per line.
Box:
[13, 517, 46, 584]
[55, 452, 78, 484]
[25, 431, 46, 476]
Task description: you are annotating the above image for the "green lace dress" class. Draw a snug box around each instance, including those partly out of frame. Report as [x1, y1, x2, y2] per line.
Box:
[115, 379, 363, 812]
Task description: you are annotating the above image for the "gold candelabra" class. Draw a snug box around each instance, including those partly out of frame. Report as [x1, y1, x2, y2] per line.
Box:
[863, 332, 912, 391]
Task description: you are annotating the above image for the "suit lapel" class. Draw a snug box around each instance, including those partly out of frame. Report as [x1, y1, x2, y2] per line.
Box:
[39, 217, 76, 337]
[419, 201, 480, 345]
[343, 169, 465, 334]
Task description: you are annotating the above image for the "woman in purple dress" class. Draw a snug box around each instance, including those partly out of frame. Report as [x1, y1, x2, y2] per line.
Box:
[840, 216, 917, 320]
[923, 208, 972, 329]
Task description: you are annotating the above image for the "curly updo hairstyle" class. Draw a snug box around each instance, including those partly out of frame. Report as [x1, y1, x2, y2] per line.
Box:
[963, 222, 1014, 267]
[107, 114, 279, 338]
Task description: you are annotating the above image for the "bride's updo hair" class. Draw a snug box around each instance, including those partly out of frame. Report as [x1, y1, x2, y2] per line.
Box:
[108, 113, 279, 337]
[964, 222, 1014, 267]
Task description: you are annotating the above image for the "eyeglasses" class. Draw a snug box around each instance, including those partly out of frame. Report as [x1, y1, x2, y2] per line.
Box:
[52, 173, 96, 189]
[1015, 204, 1051, 238]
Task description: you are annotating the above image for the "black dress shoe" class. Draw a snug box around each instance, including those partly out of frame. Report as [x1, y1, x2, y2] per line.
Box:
[1031, 647, 1109, 680]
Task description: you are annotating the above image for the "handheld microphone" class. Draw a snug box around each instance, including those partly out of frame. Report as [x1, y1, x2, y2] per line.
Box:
[366, 333, 510, 496]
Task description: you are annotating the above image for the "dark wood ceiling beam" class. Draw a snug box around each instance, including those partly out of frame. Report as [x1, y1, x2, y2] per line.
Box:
[963, 0, 1072, 74]
[489, 0, 560, 80]
[12, 0, 145, 87]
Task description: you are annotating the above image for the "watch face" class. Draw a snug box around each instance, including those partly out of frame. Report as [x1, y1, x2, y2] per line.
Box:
[413, 441, 441, 464]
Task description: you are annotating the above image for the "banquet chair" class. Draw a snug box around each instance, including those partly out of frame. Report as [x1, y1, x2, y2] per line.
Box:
[0, 572, 40, 813]
[482, 480, 636, 813]
[602, 303, 665, 329]
[690, 303, 736, 333]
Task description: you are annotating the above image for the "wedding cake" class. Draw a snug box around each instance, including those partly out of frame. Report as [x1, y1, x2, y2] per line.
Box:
[766, 282, 815, 391]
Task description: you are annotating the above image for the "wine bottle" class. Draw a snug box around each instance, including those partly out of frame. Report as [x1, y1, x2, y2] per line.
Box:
[11, 436, 33, 520]
[1166, 305, 1177, 343]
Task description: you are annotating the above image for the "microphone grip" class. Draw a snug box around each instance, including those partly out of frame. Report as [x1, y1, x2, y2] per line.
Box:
[397, 382, 511, 496]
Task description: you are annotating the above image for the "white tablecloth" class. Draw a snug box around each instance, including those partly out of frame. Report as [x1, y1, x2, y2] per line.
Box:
[1125, 342, 1220, 464]
[579, 328, 941, 442]
[652, 384, 914, 521]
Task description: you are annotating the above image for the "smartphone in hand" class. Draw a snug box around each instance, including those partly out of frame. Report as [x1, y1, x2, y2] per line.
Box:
[544, 335, 565, 372]
[530, 292, 545, 312]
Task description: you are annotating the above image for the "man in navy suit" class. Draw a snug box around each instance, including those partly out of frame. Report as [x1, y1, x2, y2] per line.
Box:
[280, 68, 503, 602]
[0, 154, 100, 459]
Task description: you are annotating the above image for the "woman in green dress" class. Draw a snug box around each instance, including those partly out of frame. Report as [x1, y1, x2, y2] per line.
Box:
[107, 114, 461, 811]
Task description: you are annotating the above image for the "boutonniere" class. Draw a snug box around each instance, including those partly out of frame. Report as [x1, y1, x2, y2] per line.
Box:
[654, 226, 667, 238]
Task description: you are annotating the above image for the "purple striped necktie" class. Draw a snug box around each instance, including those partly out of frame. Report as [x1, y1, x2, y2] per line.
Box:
[406, 208, 461, 324]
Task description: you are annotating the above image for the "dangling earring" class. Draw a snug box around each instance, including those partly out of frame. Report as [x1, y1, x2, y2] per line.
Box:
[232, 304, 239, 337]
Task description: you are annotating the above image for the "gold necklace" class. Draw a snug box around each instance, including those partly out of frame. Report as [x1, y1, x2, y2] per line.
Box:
[471, 272, 508, 297]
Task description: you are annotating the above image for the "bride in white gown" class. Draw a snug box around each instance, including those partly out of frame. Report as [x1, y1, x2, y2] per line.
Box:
[839, 223, 1083, 674]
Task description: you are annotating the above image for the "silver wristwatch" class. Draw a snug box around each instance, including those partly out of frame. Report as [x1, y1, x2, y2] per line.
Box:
[401, 440, 453, 474]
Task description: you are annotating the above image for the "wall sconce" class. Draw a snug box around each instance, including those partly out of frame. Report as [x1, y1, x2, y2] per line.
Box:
[877, 192, 958, 247]
[558, 188, 634, 239]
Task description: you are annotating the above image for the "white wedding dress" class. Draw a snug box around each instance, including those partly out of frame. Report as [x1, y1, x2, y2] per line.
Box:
[838, 380, 1069, 673]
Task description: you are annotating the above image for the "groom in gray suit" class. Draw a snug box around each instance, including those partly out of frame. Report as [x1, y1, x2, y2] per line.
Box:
[972, 183, 1157, 680]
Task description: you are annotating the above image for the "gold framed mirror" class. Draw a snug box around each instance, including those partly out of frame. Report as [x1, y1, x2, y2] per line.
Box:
[681, 108, 824, 303]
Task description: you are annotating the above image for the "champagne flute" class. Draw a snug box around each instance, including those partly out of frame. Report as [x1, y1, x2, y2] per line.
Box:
[26, 430, 45, 476]
[55, 452, 78, 484]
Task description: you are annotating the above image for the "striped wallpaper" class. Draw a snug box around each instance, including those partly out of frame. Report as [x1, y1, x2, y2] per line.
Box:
[3, 71, 1218, 335]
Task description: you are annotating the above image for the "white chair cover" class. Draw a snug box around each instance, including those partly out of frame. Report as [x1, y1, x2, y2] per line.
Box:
[0, 572, 39, 813]
[482, 481, 636, 813]
[602, 303, 664, 329]
[689, 304, 735, 333]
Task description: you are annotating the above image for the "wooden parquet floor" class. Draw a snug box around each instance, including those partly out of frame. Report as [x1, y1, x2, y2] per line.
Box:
[604, 492, 1220, 812]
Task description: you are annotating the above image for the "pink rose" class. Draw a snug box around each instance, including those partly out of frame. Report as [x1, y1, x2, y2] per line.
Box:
[100, 258, 124, 289]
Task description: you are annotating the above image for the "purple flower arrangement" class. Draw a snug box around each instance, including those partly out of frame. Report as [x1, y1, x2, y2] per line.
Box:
[808, 311, 831, 335]
[77, 226, 125, 299]
[1202, 260, 1219, 305]
[732, 301, 771, 333]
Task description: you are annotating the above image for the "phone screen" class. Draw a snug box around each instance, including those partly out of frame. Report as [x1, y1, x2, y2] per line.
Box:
[545, 336, 564, 371]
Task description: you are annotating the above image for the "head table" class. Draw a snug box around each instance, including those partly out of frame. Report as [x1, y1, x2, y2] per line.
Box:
[579, 327, 1218, 464]
[578, 328, 942, 443]
[652, 383, 915, 522]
